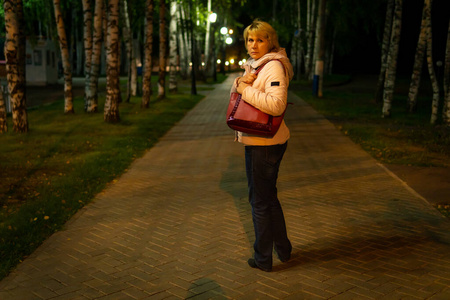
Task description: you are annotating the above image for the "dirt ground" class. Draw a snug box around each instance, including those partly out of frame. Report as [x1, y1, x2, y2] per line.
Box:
[384, 164, 450, 206]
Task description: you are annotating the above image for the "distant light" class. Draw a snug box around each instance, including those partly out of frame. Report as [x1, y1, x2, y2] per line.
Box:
[230, 59, 235, 64]
[229, 29, 233, 34]
[220, 27, 228, 35]
[225, 61, 230, 66]
[209, 12, 217, 23]
[202, 62, 205, 66]
[238, 61, 243, 66]
[189, 62, 193, 66]
[217, 59, 221, 64]
[242, 59, 247, 63]
[225, 37, 233, 45]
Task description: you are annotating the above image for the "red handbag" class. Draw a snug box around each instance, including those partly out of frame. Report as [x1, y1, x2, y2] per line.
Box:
[226, 60, 285, 137]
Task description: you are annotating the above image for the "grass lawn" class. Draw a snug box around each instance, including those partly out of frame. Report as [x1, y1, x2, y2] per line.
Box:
[0, 75, 225, 280]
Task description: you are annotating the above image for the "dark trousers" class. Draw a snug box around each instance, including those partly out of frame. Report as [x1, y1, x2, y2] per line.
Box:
[245, 142, 292, 270]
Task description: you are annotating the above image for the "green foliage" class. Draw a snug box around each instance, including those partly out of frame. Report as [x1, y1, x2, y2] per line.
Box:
[0, 78, 204, 280]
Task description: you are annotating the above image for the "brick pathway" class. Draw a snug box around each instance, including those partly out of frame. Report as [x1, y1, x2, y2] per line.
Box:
[1, 76, 450, 299]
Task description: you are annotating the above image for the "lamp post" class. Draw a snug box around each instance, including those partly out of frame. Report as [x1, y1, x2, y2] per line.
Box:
[220, 27, 233, 75]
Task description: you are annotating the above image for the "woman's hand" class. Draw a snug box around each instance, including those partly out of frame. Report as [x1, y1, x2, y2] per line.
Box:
[237, 81, 251, 94]
[239, 73, 257, 85]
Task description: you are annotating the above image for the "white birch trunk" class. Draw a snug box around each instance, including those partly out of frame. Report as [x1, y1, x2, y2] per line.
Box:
[158, 0, 167, 99]
[0, 87, 7, 133]
[443, 19, 450, 124]
[104, 0, 120, 122]
[376, 0, 394, 103]
[426, 0, 440, 124]
[120, 0, 137, 100]
[4, 0, 28, 132]
[86, 0, 104, 113]
[407, 0, 429, 113]
[382, 0, 402, 118]
[82, 0, 93, 109]
[53, 0, 74, 114]
[142, 0, 154, 108]
[169, 0, 178, 92]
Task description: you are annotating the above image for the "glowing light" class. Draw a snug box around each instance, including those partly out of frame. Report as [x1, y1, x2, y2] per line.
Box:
[220, 27, 228, 35]
[209, 13, 217, 23]
[225, 37, 233, 45]
[225, 61, 230, 66]
[217, 59, 221, 64]
[230, 59, 235, 64]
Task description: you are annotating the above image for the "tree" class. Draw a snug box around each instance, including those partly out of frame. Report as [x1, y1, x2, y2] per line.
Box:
[53, 0, 74, 114]
[82, 0, 93, 109]
[407, 0, 428, 113]
[120, 0, 137, 101]
[142, 0, 154, 108]
[426, 0, 439, 124]
[158, 0, 167, 99]
[3, 0, 28, 132]
[0, 87, 7, 133]
[375, 0, 394, 104]
[86, 0, 104, 113]
[314, 0, 326, 97]
[444, 19, 450, 124]
[168, 0, 178, 93]
[382, 0, 402, 118]
[104, 0, 121, 123]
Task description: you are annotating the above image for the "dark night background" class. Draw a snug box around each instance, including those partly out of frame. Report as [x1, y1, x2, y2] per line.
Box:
[234, 0, 449, 76]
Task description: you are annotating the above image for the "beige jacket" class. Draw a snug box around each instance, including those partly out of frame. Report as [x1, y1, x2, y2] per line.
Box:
[230, 48, 294, 146]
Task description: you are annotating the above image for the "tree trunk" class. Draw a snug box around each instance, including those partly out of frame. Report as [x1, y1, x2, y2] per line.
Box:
[82, 0, 93, 109]
[120, 0, 136, 101]
[314, 0, 326, 97]
[382, 0, 402, 118]
[169, 0, 178, 93]
[189, 1, 196, 95]
[407, 0, 429, 113]
[142, 0, 154, 108]
[0, 87, 7, 133]
[17, 0, 26, 112]
[443, 19, 450, 124]
[104, 0, 120, 123]
[426, 0, 439, 124]
[375, 0, 394, 104]
[4, 0, 28, 132]
[305, 0, 317, 80]
[158, 0, 167, 99]
[54, 0, 74, 114]
[86, 0, 104, 113]
[178, 4, 190, 80]
[204, 0, 212, 79]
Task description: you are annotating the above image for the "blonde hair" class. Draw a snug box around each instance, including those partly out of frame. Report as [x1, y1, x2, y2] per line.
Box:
[243, 19, 280, 53]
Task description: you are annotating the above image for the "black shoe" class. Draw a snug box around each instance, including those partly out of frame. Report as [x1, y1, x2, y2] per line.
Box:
[247, 258, 271, 272]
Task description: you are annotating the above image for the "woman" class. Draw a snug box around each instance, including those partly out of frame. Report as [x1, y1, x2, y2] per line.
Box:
[230, 19, 294, 272]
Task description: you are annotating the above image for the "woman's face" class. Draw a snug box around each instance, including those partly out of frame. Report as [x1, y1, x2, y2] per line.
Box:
[247, 33, 271, 60]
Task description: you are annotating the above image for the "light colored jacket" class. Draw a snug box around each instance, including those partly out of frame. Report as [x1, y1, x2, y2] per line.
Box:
[230, 48, 294, 146]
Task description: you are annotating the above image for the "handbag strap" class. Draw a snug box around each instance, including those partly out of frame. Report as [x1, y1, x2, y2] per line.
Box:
[253, 59, 282, 75]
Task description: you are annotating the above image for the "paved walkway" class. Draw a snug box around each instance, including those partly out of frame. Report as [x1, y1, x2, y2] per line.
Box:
[1, 76, 450, 299]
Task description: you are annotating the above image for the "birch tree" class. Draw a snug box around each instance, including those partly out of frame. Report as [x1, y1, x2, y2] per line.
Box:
[305, 0, 317, 80]
[82, 0, 93, 109]
[426, 0, 439, 124]
[120, 0, 137, 101]
[104, 0, 120, 122]
[204, 0, 212, 79]
[407, 0, 429, 113]
[158, 0, 167, 99]
[314, 0, 326, 97]
[382, 0, 402, 118]
[0, 87, 7, 133]
[53, 0, 74, 114]
[86, 0, 104, 112]
[375, 0, 394, 104]
[168, 0, 178, 93]
[142, 0, 154, 108]
[444, 20, 450, 124]
[4, 0, 28, 132]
